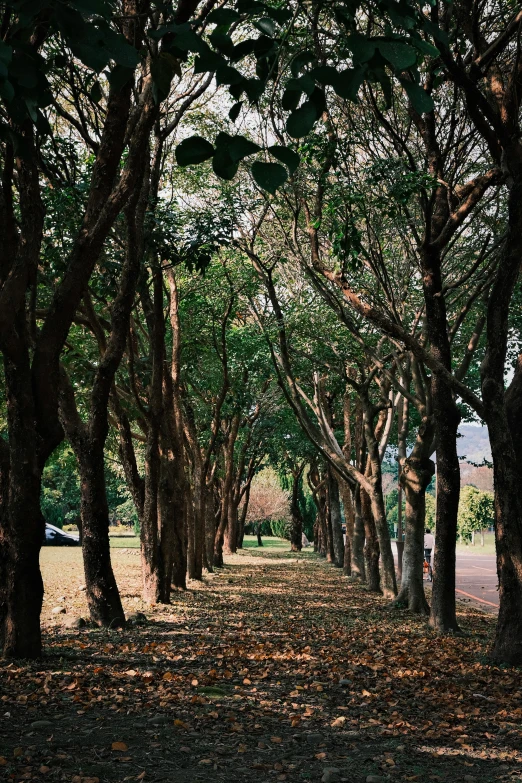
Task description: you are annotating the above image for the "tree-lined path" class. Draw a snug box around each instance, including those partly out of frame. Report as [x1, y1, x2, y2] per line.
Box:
[1, 545, 520, 783]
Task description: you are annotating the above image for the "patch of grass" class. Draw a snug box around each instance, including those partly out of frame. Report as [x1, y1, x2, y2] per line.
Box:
[456, 530, 496, 554]
[242, 535, 289, 549]
[110, 535, 140, 548]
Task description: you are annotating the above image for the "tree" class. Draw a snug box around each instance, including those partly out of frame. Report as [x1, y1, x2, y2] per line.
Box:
[457, 487, 494, 543]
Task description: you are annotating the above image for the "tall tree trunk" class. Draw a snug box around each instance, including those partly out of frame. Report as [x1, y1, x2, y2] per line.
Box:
[77, 447, 126, 625]
[158, 444, 186, 594]
[339, 481, 354, 576]
[481, 172, 522, 663]
[361, 488, 380, 593]
[186, 492, 196, 579]
[140, 274, 165, 604]
[328, 469, 344, 567]
[487, 418, 522, 663]
[325, 491, 335, 564]
[393, 457, 434, 614]
[430, 384, 461, 632]
[351, 486, 366, 581]
[237, 482, 250, 548]
[205, 485, 217, 571]
[1, 355, 44, 657]
[290, 465, 304, 552]
[421, 224, 461, 632]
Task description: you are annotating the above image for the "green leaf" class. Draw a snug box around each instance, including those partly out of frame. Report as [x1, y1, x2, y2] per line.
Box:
[108, 65, 134, 92]
[255, 17, 276, 36]
[215, 133, 261, 162]
[332, 67, 366, 101]
[0, 41, 12, 66]
[377, 41, 417, 70]
[310, 65, 339, 85]
[286, 101, 317, 138]
[286, 74, 315, 96]
[216, 64, 244, 86]
[264, 6, 292, 23]
[309, 86, 326, 116]
[409, 37, 440, 57]
[251, 161, 287, 193]
[212, 146, 239, 180]
[194, 49, 226, 73]
[282, 88, 301, 111]
[102, 27, 140, 68]
[291, 50, 315, 77]
[207, 8, 241, 25]
[231, 39, 257, 61]
[243, 78, 265, 102]
[268, 145, 300, 174]
[89, 80, 103, 103]
[401, 80, 434, 113]
[229, 101, 243, 121]
[176, 136, 215, 166]
[347, 34, 375, 64]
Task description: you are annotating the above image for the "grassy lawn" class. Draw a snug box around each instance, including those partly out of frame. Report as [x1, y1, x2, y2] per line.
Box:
[108, 533, 292, 550]
[456, 530, 496, 554]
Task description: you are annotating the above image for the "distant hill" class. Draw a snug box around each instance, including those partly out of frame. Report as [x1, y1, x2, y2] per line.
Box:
[457, 424, 491, 464]
[458, 425, 493, 492]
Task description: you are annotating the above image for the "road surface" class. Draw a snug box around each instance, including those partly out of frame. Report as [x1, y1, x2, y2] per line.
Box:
[392, 544, 499, 612]
[454, 551, 498, 612]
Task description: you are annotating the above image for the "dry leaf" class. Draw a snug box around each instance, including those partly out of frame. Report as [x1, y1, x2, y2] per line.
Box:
[111, 742, 128, 751]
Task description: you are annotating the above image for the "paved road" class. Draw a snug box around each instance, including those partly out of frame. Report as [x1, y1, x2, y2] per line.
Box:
[454, 552, 498, 612]
[392, 544, 499, 612]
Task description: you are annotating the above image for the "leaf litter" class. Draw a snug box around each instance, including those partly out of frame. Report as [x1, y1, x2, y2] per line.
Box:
[0, 546, 521, 783]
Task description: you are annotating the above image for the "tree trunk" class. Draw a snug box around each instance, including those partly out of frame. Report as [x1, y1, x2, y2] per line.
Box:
[77, 448, 125, 626]
[224, 494, 238, 555]
[1, 356, 45, 658]
[393, 457, 434, 614]
[257, 525, 263, 547]
[328, 469, 344, 566]
[485, 383, 522, 664]
[361, 488, 380, 593]
[430, 386, 461, 632]
[290, 467, 304, 552]
[339, 481, 354, 576]
[351, 486, 366, 581]
[186, 495, 196, 579]
[237, 482, 250, 548]
[159, 446, 186, 593]
[205, 487, 217, 571]
[325, 496, 335, 563]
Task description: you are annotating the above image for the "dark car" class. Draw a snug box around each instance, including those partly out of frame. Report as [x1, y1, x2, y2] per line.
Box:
[43, 523, 80, 546]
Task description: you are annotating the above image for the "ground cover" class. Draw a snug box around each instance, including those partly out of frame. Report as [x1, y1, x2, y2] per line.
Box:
[0, 546, 520, 783]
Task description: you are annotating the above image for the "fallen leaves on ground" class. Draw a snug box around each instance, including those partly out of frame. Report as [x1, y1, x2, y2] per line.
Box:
[0, 545, 520, 783]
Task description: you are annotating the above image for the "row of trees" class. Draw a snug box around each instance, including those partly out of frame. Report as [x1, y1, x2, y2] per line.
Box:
[0, 0, 521, 664]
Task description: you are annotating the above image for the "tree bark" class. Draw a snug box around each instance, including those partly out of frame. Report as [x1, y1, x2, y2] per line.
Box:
[393, 456, 434, 614]
[1, 354, 44, 657]
[77, 448, 126, 625]
[352, 486, 366, 581]
[361, 488, 380, 593]
[290, 464, 304, 552]
[328, 469, 344, 567]
[339, 481, 354, 576]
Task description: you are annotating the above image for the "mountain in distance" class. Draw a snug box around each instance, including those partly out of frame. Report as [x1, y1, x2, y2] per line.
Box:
[458, 424, 493, 492]
[457, 424, 491, 464]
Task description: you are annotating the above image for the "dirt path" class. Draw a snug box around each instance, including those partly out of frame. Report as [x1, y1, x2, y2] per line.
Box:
[1, 546, 521, 783]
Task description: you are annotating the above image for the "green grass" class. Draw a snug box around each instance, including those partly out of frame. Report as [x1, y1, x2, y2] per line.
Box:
[242, 535, 289, 549]
[456, 530, 496, 554]
[110, 535, 140, 548]
[108, 534, 292, 550]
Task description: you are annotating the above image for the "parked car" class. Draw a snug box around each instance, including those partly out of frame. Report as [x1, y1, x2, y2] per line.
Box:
[43, 523, 80, 546]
